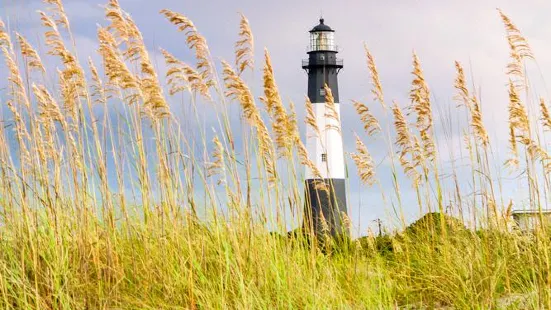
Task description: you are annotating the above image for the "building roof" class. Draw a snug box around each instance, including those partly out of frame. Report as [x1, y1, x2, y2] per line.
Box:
[512, 209, 551, 215]
[310, 18, 334, 32]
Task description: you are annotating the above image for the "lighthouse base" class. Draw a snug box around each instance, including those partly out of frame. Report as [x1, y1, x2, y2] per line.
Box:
[303, 178, 349, 238]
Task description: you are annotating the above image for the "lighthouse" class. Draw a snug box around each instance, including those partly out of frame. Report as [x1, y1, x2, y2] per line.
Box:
[302, 18, 348, 237]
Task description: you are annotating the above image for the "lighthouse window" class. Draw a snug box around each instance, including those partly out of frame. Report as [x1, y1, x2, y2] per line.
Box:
[319, 54, 325, 61]
[319, 88, 326, 96]
[321, 153, 327, 162]
[310, 32, 336, 51]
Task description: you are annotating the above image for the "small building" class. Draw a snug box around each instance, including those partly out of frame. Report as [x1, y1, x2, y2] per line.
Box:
[512, 210, 551, 231]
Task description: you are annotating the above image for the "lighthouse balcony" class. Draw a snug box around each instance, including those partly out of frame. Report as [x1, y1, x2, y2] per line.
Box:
[302, 58, 343, 69]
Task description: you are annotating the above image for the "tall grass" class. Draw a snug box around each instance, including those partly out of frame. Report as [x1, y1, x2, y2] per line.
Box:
[1, 1, 551, 308]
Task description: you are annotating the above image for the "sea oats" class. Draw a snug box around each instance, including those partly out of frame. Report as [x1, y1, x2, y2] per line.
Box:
[262, 50, 290, 157]
[540, 98, 551, 131]
[305, 96, 320, 138]
[363, 43, 385, 108]
[392, 102, 420, 184]
[105, 2, 170, 119]
[44, 0, 70, 28]
[1, 47, 31, 109]
[207, 135, 225, 184]
[409, 52, 435, 162]
[161, 48, 211, 100]
[324, 84, 341, 133]
[16, 33, 46, 73]
[235, 13, 254, 74]
[351, 134, 376, 186]
[222, 60, 277, 185]
[0, 20, 13, 49]
[352, 100, 380, 136]
[498, 9, 533, 87]
[160, 9, 215, 90]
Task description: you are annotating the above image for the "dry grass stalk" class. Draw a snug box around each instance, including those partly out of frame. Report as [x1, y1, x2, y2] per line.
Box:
[6, 101, 31, 165]
[470, 97, 489, 147]
[363, 43, 385, 108]
[207, 135, 226, 183]
[505, 124, 520, 169]
[351, 134, 376, 186]
[324, 84, 341, 133]
[33, 84, 66, 126]
[453, 62, 489, 147]
[105, 1, 170, 119]
[519, 136, 551, 173]
[352, 100, 380, 136]
[97, 27, 143, 105]
[505, 80, 530, 169]
[222, 60, 277, 185]
[44, 0, 70, 28]
[88, 58, 108, 105]
[33, 84, 66, 160]
[39, 11, 85, 120]
[305, 97, 320, 138]
[161, 48, 211, 100]
[1, 47, 32, 109]
[540, 98, 551, 131]
[507, 80, 530, 134]
[261, 50, 291, 157]
[0, 20, 13, 49]
[409, 52, 435, 162]
[235, 13, 254, 74]
[497, 9, 533, 86]
[392, 103, 420, 184]
[160, 9, 215, 90]
[16, 33, 46, 73]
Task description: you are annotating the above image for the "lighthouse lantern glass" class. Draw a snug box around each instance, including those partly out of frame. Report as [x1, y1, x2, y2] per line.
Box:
[310, 31, 335, 51]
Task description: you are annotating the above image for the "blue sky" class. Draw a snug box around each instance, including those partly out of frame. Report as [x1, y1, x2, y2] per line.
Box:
[1, 0, 550, 235]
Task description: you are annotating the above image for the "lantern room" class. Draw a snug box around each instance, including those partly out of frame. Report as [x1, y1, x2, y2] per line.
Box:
[308, 18, 337, 52]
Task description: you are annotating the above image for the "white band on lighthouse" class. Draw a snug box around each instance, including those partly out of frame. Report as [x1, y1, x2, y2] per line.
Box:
[305, 101, 345, 180]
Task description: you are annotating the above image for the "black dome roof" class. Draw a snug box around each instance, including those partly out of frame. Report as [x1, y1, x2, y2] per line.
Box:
[310, 18, 334, 32]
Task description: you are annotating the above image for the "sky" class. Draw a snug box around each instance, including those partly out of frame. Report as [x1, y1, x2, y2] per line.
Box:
[1, 0, 551, 236]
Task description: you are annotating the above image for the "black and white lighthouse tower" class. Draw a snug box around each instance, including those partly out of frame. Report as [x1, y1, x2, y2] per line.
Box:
[302, 18, 348, 237]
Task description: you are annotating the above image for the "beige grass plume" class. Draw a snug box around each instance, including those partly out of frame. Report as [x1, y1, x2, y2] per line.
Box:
[88, 58, 108, 105]
[207, 135, 226, 184]
[305, 96, 320, 138]
[105, 1, 170, 119]
[161, 48, 211, 100]
[540, 98, 551, 131]
[505, 80, 528, 169]
[16, 33, 46, 74]
[351, 134, 376, 186]
[39, 11, 85, 120]
[0, 20, 13, 49]
[363, 43, 385, 108]
[392, 102, 420, 184]
[33, 84, 67, 160]
[507, 80, 530, 134]
[409, 52, 435, 162]
[497, 9, 533, 86]
[261, 49, 291, 157]
[2, 47, 31, 110]
[97, 27, 143, 105]
[44, 0, 70, 28]
[222, 60, 277, 185]
[352, 100, 380, 136]
[235, 13, 254, 75]
[453, 61, 489, 147]
[324, 84, 341, 133]
[160, 9, 215, 90]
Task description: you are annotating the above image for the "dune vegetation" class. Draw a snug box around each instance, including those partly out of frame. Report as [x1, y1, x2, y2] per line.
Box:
[1, 0, 551, 308]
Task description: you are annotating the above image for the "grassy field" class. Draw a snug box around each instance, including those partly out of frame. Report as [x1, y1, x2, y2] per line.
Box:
[1, 0, 551, 308]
